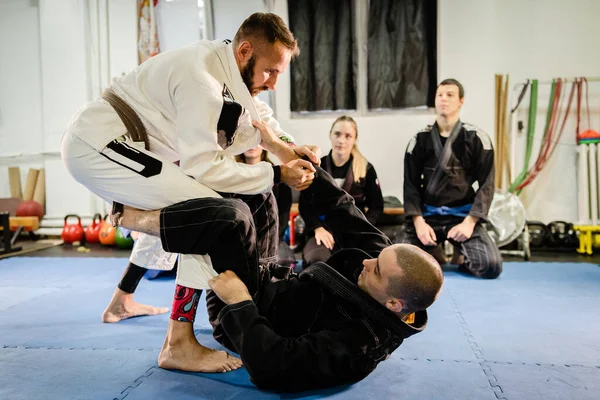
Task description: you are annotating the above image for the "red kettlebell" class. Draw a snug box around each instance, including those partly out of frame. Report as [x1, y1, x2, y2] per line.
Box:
[62, 214, 84, 244]
[84, 213, 103, 243]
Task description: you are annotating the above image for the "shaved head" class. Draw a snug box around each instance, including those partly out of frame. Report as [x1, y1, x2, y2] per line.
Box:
[387, 244, 444, 312]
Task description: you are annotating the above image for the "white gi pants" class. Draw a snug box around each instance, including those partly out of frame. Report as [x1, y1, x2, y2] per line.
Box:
[61, 130, 221, 289]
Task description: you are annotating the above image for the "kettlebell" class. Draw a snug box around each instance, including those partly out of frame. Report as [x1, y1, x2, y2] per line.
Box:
[526, 221, 548, 249]
[546, 221, 578, 249]
[84, 213, 103, 244]
[62, 214, 84, 244]
[99, 215, 117, 246]
[115, 227, 134, 249]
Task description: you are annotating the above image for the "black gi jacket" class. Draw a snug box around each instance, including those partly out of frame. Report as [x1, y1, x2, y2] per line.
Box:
[403, 121, 495, 220]
[218, 259, 427, 392]
[218, 167, 427, 392]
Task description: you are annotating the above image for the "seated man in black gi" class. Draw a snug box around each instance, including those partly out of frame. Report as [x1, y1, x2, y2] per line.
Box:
[115, 164, 443, 392]
[401, 78, 502, 279]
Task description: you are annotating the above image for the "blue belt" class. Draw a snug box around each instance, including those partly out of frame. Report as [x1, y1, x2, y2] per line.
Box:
[422, 204, 472, 217]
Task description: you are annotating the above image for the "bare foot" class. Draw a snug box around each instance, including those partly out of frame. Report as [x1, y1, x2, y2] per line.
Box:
[158, 339, 243, 373]
[102, 288, 169, 323]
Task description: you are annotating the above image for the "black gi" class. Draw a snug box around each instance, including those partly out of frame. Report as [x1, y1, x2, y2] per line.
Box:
[300, 152, 384, 264]
[401, 121, 502, 279]
[157, 166, 427, 392]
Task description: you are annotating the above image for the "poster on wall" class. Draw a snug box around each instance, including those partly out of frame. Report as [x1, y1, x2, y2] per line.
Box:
[138, 0, 161, 64]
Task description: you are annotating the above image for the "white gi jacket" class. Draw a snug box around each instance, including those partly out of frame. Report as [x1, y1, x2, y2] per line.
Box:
[67, 39, 294, 195]
[65, 39, 294, 287]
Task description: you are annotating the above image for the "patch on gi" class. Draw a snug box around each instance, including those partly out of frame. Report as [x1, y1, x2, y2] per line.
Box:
[407, 135, 417, 154]
[476, 130, 493, 150]
[217, 84, 244, 149]
[464, 123, 493, 150]
[403, 313, 415, 324]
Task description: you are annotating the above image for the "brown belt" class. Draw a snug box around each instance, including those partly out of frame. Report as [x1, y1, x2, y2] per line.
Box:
[101, 88, 150, 151]
[101, 87, 151, 226]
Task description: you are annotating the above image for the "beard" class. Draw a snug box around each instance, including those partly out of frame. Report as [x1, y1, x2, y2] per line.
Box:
[241, 55, 268, 96]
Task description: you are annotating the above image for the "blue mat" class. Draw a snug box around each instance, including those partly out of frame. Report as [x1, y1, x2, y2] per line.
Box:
[0, 347, 156, 400]
[445, 263, 600, 366]
[124, 357, 498, 400]
[490, 362, 600, 400]
[1, 257, 599, 399]
[0, 286, 61, 311]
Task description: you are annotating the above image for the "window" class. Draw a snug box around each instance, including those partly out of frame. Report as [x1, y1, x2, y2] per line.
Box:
[288, 0, 437, 114]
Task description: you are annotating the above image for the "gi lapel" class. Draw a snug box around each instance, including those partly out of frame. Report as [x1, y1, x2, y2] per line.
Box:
[425, 120, 463, 195]
[341, 156, 355, 194]
[324, 154, 333, 175]
[300, 262, 427, 338]
[222, 41, 261, 122]
[210, 41, 263, 156]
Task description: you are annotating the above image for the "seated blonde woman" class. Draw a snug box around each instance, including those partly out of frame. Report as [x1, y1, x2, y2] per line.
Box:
[300, 116, 384, 266]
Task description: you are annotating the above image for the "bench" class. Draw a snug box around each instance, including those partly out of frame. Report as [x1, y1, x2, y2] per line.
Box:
[0, 214, 40, 255]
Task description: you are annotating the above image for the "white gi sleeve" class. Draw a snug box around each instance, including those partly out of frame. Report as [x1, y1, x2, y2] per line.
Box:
[254, 97, 295, 144]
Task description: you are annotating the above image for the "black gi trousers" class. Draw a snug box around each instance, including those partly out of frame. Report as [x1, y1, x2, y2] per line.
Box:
[401, 214, 502, 279]
[158, 191, 279, 346]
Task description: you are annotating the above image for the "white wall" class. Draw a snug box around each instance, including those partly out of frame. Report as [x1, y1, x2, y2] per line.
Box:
[212, 0, 263, 41]
[109, 0, 138, 79]
[39, 0, 89, 152]
[0, 0, 93, 221]
[211, 0, 271, 105]
[0, 0, 43, 157]
[0, 0, 138, 223]
[155, 0, 204, 52]
[0, 0, 48, 219]
[1, 0, 599, 226]
[491, 0, 600, 223]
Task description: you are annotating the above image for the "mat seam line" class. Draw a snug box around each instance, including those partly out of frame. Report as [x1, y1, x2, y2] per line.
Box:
[2, 345, 158, 351]
[4, 346, 596, 371]
[1, 330, 208, 352]
[394, 357, 600, 369]
[114, 366, 157, 400]
[448, 288, 508, 400]
[111, 330, 206, 399]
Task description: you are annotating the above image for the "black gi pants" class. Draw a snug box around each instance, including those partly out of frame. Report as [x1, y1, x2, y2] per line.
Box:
[401, 215, 502, 279]
[158, 191, 279, 347]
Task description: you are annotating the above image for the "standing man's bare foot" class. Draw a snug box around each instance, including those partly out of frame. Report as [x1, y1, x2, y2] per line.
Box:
[157, 320, 243, 373]
[102, 288, 169, 323]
